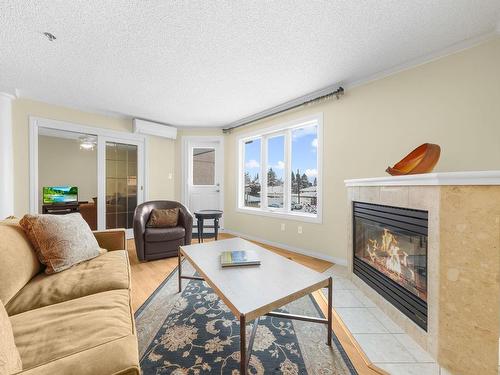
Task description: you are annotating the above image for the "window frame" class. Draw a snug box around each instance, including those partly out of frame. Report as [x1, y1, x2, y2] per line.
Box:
[237, 113, 323, 224]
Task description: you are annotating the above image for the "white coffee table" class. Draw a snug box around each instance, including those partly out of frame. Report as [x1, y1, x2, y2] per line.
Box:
[178, 237, 333, 375]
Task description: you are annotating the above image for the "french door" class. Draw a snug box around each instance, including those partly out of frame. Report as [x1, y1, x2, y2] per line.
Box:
[30, 118, 147, 239]
[98, 136, 145, 238]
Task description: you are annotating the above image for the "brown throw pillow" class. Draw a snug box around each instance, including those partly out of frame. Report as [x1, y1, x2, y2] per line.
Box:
[0, 299, 22, 374]
[147, 208, 179, 228]
[19, 213, 101, 274]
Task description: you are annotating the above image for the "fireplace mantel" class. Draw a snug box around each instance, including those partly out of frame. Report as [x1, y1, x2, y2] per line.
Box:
[344, 170, 500, 187]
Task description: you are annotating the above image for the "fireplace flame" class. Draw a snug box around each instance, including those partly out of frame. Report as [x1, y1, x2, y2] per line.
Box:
[366, 228, 416, 286]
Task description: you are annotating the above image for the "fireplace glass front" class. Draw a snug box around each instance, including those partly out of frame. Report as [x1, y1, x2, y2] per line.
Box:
[353, 202, 428, 330]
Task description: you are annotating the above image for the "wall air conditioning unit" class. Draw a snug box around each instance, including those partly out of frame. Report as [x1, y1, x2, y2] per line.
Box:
[133, 119, 177, 140]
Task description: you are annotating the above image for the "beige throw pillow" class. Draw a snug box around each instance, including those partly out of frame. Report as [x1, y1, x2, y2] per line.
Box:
[0, 299, 22, 374]
[147, 208, 179, 228]
[19, 213, 101, 274]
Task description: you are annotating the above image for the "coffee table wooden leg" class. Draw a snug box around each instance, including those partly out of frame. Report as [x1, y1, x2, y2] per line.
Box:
[327, 277, 332, 346]
[178, 249, 182, 293]
[240, 314, 247, 375]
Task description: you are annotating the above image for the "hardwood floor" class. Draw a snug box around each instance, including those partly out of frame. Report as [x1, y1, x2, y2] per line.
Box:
[128, 233, 383, 375]
[127, 232, 331, 311]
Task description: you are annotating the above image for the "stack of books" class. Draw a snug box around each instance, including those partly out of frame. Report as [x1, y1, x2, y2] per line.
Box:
[220, 250, 261, 267]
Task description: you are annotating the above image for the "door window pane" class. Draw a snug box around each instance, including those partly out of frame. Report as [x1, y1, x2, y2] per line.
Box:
[267, 135, 285, 209]
[106, 142, 138, 229]
[291, 125, 318, 214]
[193, 148, 215, 185]
[244, 139, 261, 207]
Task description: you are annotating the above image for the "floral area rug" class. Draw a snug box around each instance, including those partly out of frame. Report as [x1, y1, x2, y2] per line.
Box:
[135, 261, 357, 375]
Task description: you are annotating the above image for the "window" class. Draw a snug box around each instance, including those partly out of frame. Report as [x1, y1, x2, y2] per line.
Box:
[192, 147, 215, 185]
[267, 135, 285, 209]
[238, 114, 322, 222]
[291, 126, 318, 215]
[243, 138, 261, 207]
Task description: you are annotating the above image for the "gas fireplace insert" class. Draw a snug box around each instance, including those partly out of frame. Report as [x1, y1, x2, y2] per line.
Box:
[353, 201, 428, 330]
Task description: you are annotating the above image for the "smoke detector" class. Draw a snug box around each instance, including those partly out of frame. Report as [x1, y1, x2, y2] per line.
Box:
[43, 32, 56, 42]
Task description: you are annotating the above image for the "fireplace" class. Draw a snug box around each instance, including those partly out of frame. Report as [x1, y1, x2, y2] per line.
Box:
[353, 201, 428, 330]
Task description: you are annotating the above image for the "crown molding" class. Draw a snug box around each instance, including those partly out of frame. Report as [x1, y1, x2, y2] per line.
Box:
[219, 30, 499, 129]
[345, 30, 499, 90]
[10, 29, 500, 129]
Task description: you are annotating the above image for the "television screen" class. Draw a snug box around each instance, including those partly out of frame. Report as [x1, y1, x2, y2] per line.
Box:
[43, 186, 78, 204]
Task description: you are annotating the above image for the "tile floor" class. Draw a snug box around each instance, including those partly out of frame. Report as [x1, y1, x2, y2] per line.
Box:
[322, 264, 441, 375]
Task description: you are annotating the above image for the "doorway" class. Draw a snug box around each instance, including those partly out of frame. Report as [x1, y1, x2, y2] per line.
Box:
[182, 136, 224, 232]
[30, 117, 146, 238]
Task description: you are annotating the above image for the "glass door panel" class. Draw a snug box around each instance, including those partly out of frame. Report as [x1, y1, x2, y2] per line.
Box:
[192, 148, 215, 185]
[105, 142, 138, 230]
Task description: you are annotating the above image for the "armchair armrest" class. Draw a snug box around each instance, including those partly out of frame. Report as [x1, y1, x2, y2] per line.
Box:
[93, 229, 127, 251]
[178, 206, 193, 245]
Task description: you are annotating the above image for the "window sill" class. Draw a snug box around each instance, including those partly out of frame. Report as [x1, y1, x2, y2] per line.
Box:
[236, 206, 322, 224]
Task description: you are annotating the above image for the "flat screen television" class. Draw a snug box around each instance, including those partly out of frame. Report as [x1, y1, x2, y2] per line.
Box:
[43, 186, 78, 204]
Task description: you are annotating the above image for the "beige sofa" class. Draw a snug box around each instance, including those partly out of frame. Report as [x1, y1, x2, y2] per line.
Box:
[0, 218, 140, 375]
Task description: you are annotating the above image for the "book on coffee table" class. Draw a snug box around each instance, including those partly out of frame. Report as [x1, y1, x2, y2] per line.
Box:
[220, 250, 261, 267]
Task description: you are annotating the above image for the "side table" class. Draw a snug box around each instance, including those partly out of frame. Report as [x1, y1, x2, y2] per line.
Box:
[194, 210, 223, 243]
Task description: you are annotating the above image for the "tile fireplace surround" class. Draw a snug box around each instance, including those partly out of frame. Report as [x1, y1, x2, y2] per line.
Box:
[344, 171, 500, 375]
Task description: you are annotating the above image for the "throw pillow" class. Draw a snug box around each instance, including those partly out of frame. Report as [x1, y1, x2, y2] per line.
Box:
[0, 299, 22, 374]
[19, 213, 101, 274]
[147, 208, 179, 228]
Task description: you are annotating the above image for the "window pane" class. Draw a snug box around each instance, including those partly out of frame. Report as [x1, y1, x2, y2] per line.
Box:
[291, 125, 318, 214]
[267, 135, 285, 209]
[193, 148, 215, 185]
[244, 139, 261, 207]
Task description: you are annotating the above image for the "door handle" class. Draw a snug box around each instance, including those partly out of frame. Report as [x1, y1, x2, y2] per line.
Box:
[216, 190, 220, 193]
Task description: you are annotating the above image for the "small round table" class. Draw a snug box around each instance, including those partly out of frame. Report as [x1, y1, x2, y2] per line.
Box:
[194, 210, 223, 243]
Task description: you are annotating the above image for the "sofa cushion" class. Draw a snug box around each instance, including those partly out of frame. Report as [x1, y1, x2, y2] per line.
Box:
[145, 226, 185, 242]
[0, 219, 41, 305]
[6, 250, 131, 316]
[10, 290, 138, 374]
[15, 335, 140, 375]
[0, 299, 22, 374]
[19, 213, 101, 274]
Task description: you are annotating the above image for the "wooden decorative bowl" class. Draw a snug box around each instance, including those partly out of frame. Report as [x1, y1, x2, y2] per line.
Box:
[386, 143, 441, 176]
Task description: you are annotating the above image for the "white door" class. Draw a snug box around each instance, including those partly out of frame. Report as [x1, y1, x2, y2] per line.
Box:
[184, 138, 224, 231]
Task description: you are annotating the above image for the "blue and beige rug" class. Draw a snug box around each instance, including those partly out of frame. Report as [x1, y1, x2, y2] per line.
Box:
[135, 261, 357, 374]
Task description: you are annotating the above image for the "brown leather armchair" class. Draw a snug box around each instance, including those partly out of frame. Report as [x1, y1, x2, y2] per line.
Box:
[133, 201, 193, 261]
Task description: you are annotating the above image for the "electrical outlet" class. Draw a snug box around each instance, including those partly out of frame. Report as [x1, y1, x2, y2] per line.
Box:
[280, 223, 286, 231]
[168, 173, 173, 180]
[297, 226, 303, 234]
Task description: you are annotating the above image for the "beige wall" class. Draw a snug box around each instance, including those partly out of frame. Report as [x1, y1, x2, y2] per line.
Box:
[147, 135, 176, 201]
[223, 36, 500, 262]
[12, 99, 176, 216]
[38, 135, 97, 207]
[11, 37, 500, 263]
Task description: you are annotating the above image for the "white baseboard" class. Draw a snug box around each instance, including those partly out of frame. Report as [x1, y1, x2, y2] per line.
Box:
[222, 228, 347, 266]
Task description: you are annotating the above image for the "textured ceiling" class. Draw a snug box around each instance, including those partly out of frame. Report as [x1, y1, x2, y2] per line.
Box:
[1, 1, 499, 127]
